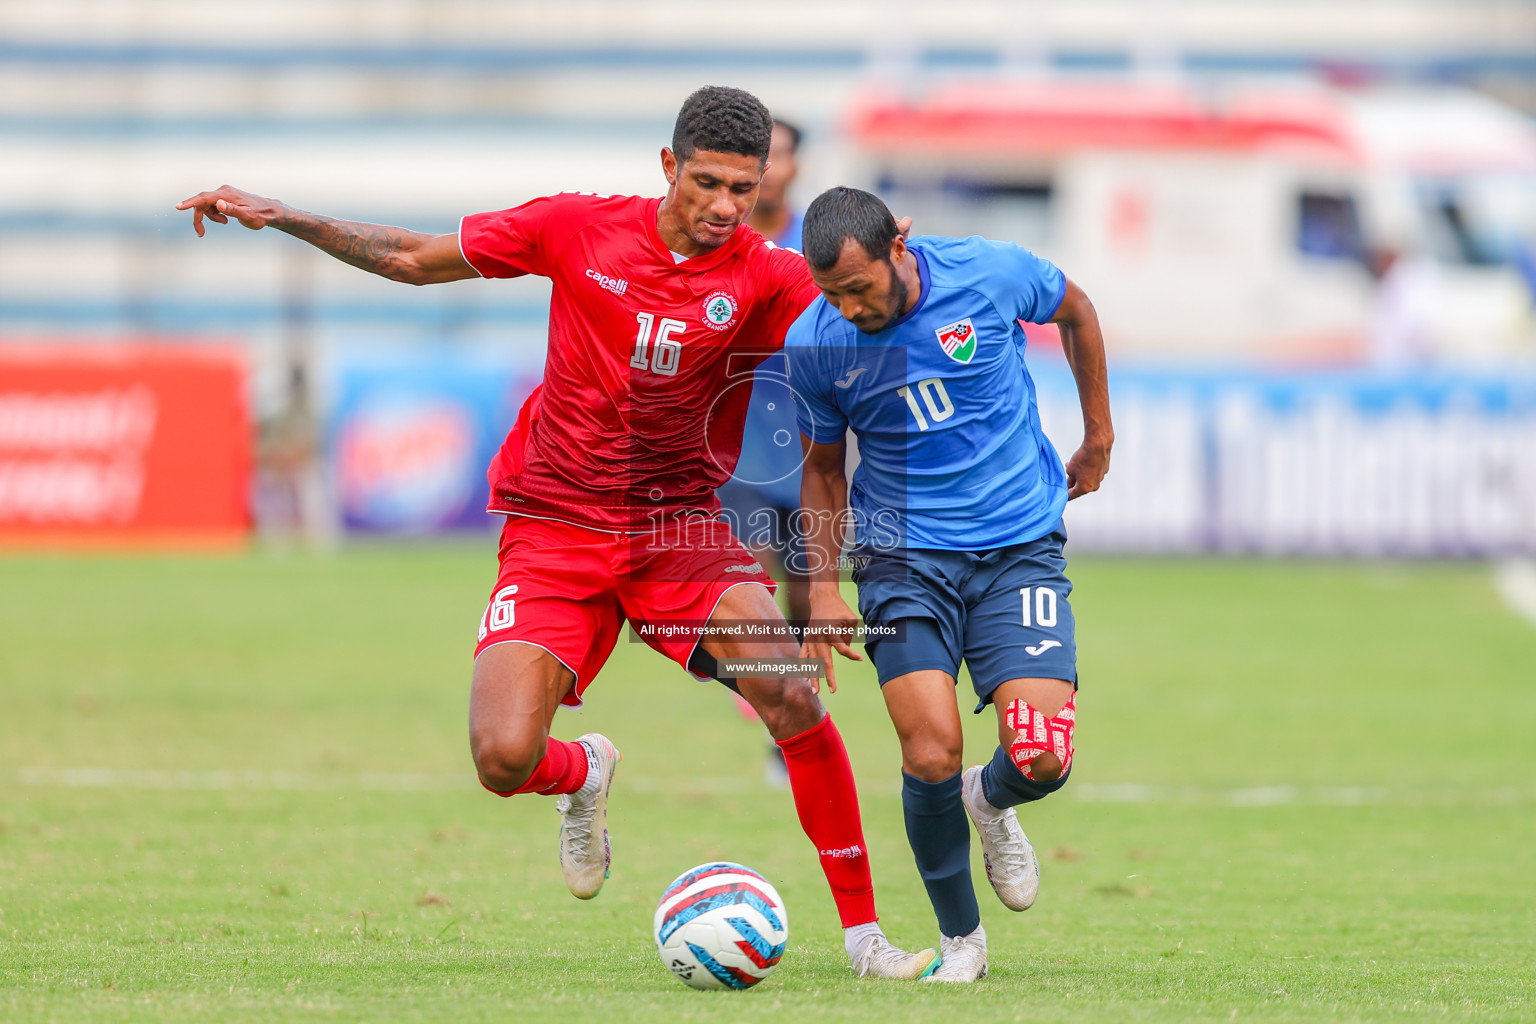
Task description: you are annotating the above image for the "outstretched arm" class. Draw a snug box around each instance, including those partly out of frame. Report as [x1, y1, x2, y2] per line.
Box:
[175, 185, 478, 286]
[1051, 277, 1114, 499]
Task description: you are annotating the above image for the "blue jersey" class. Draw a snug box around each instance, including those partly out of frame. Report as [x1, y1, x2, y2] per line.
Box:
[785, 235, 1068, 551]
[727, 211, 807, 509]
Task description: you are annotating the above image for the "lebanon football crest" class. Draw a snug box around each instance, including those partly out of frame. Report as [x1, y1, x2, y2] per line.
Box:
[935, 318, 978, 364]
[701, 291, 738, 331]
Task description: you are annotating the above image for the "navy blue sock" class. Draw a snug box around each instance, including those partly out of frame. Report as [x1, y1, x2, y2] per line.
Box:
[980, 743, 1072, 810]
[901, 770, 980, 939]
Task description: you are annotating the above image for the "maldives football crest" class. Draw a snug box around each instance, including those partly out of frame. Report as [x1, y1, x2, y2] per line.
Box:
[701, 291, 738, 331]
[935, 317, 978, 363]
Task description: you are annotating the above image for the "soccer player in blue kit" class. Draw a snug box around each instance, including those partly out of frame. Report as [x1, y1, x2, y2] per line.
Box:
[789, 188, 1113, 982]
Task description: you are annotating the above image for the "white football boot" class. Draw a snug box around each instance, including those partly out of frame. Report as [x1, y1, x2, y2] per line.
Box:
[961, 765, 1041, 911]
[849, 933, 942, 980]
[556, 733, 619, 900]
[922, 924, 989, 983]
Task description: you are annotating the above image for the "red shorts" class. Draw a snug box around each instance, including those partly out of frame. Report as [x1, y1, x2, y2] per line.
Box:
[473, 514, 777, 707]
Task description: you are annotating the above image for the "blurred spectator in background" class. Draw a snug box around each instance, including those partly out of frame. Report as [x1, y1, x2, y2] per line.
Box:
[1368, 246, 1440, 369]
[719, 117, 808, 787]
[749, 119, 805, 251]
[255, 358, 335, 549]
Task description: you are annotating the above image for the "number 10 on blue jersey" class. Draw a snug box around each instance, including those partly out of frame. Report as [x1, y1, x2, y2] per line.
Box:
[896, 378, 955, 431]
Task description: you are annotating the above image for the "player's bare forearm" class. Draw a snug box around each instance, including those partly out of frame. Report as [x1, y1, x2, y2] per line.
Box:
[1052, 278, 1114, 498]
[274, 210, 434, 282]
[174, 185, 476, 285]
[798, 435, 863, 683]
[799, 436, 849, 595]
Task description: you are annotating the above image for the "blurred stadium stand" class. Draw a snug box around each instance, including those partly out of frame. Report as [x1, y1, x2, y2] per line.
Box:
[2, 1, 1535, 547]
[4, 1, 1533, 353]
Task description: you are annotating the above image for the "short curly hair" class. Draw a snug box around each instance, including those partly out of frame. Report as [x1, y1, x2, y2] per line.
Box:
[671, 86, 773, 165]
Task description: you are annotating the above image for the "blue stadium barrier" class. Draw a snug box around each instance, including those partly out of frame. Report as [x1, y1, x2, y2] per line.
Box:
[1035, 367, 1536, 557]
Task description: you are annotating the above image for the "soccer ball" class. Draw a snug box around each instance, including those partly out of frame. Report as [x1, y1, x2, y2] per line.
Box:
[653, 862, 789, 990]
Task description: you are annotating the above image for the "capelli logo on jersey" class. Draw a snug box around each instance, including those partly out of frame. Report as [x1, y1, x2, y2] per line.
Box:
[819, 845, 865, 859]
[701, 290, 738, 331]
[585, 268, 628, 297]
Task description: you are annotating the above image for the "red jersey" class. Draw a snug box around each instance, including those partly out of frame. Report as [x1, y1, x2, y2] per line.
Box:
[460, 192, 818, 532]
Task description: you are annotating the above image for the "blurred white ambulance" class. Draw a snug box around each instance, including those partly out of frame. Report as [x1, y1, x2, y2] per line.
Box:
[836, 79, 1536, 367]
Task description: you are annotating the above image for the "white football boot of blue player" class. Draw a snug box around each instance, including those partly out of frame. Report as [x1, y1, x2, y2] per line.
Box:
[961, 765, 1040, 911]
[923, 924, 988, 983]
[557, 733, 619, 899]
[847, 928, 941, 980]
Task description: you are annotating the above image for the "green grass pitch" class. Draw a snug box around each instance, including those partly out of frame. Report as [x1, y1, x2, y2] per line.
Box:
[1, 546, 1534, 1022]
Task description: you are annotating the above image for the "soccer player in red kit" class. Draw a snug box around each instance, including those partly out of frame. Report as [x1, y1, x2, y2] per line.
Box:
[177, 87, 937, 979]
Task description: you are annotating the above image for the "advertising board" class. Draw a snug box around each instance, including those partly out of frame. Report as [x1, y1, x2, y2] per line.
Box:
[0, 346, 249, 546]
[1040, 368, 1536, 556]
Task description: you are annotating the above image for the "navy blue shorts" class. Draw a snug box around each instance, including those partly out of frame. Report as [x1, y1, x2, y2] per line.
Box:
[853, 521, 1077, 712]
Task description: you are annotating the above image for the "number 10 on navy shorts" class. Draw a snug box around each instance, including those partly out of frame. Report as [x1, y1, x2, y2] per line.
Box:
[852, 520, 1077, 712]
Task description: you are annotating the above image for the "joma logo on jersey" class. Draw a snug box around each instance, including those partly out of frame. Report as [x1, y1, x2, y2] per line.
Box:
[701, 291, 738, 331]
[585, 268, 628, 296]
[935, 317, 978, 364]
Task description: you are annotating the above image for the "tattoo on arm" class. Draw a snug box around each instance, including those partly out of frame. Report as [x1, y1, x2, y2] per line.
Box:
[272, 210, 425, 281]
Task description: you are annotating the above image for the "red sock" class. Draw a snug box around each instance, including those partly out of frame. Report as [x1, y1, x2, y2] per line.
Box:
[480, 738, 589, 797]
[776, 715, 878, 927]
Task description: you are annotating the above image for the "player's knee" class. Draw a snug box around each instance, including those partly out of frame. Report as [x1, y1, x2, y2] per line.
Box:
[470, 726, 546, 792]
[902, 737, 964, 783]
[1027, 751, 1063, 783]
[753, 677, 824, 739]
[1001, 693, 1076, 785]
